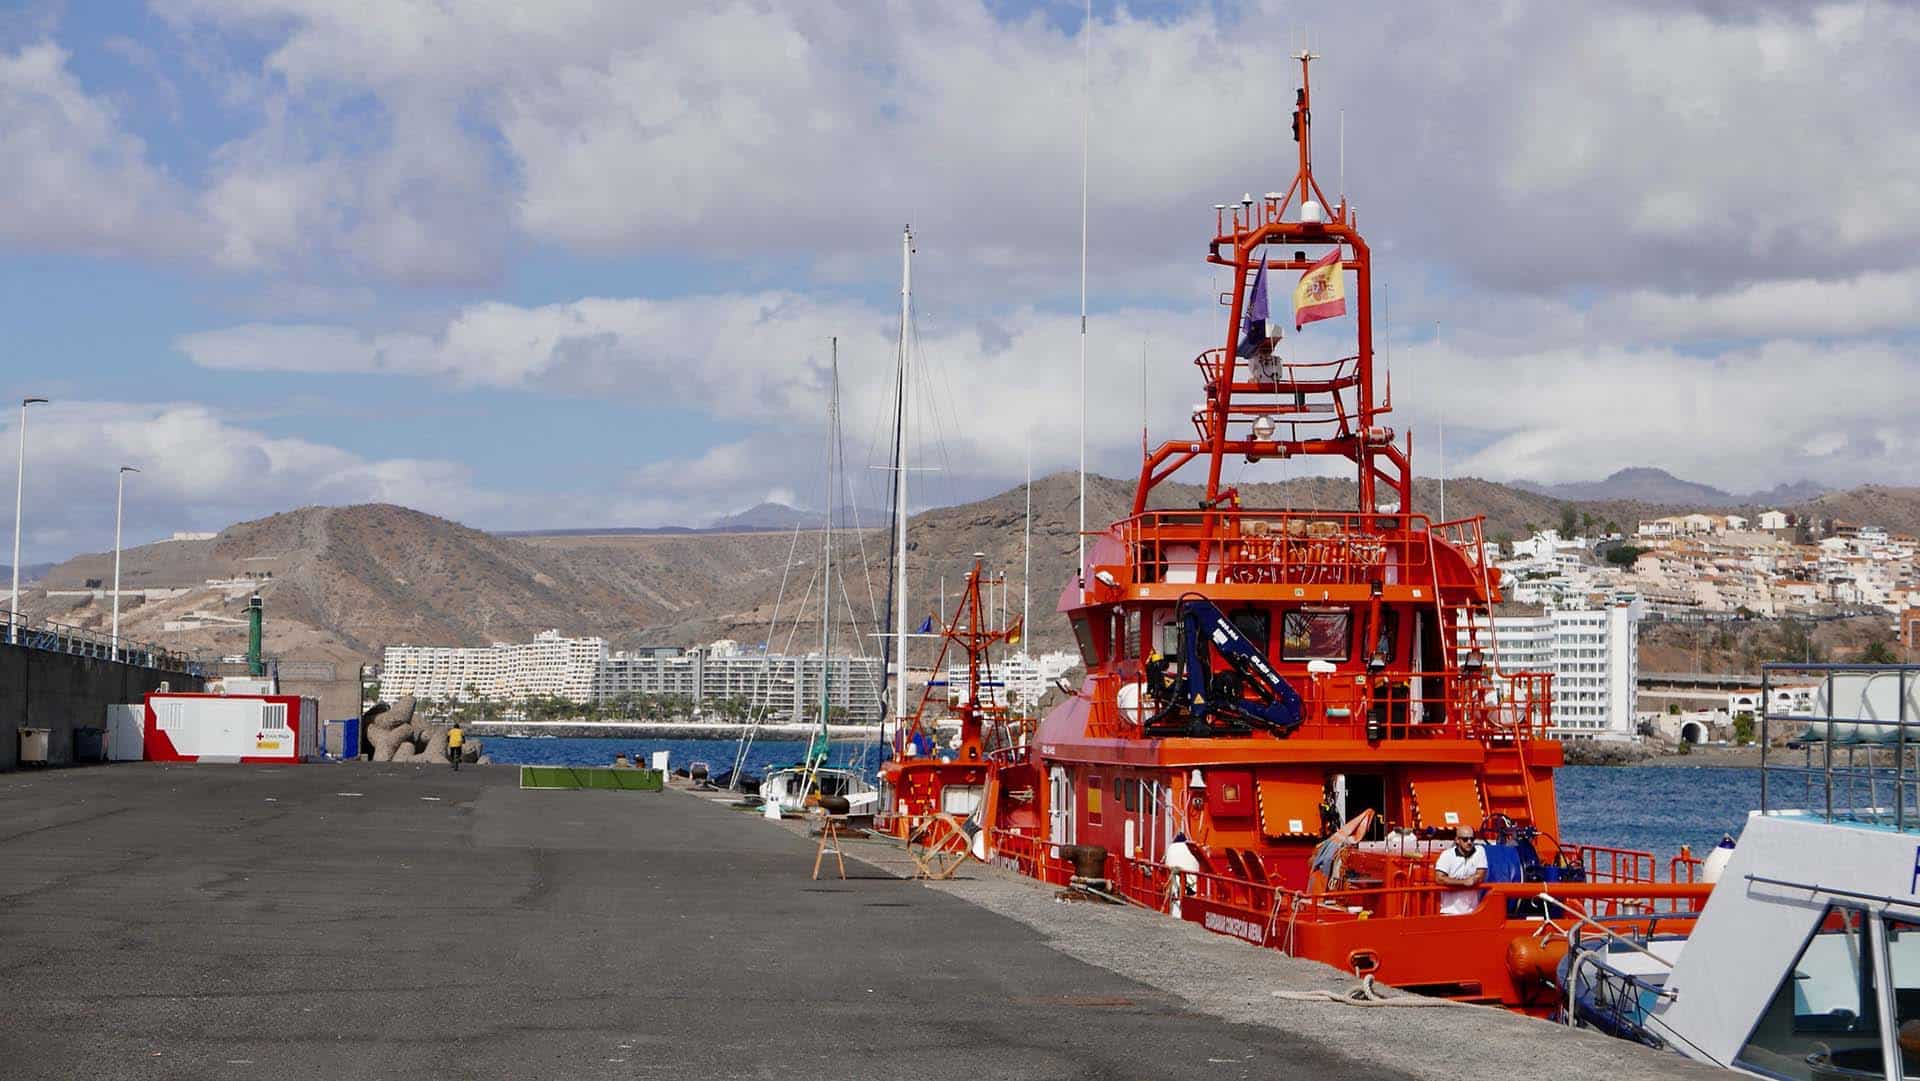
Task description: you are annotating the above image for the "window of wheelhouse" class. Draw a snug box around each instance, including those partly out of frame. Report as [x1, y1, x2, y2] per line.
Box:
[1282, 607, 1352, 662]
[1370, 609, 1400, 666]
[1229, 607, 1269, 654]
[1735, 905, 1885, 1080]
[1124, 608, 1142, 660]
[1071, 617, 1100, 668]
[1152, 607, 1178, 658]
[1882, 913, 1920, 1078]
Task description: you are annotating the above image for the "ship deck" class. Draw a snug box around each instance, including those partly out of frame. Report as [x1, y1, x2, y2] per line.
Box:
[1, 763, 1717, 1080]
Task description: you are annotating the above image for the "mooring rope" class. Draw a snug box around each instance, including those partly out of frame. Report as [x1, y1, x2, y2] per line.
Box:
[1272, 975, 1469, 1008]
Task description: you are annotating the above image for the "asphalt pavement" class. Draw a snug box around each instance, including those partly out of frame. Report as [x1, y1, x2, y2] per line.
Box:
[0, 763, 1412, 1081]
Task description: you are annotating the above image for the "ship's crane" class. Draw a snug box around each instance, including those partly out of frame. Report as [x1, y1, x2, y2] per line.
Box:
[1145, 595, 1303, 737]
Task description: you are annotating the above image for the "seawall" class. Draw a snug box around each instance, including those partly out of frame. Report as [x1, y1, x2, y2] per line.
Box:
[0, 642, 204, 770]
[466, 719, 880, 741]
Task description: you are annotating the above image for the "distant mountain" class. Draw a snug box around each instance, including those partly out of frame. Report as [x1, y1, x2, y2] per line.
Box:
[0, 562, 52, 588]
[1746, 480, 1828, 505]
[19, 475, 1916, 665]
[1514, 467, 1733, 505]
[494, 525, 698, 538]
[1514, 467, 1826, 508]
[707, 502, 827, 532]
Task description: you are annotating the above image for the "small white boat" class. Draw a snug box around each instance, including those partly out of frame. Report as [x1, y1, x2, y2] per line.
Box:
[1572, 662, 1920, 1077]
[758, 765, 878, 815]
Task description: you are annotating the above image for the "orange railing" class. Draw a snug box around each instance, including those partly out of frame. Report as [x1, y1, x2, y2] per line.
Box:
[982, 717, 1038, 764]
[1669, 850, 1704, 884]
[1085, 665, 1552, 743]
[989, 828, 1711, 936]
[1429, 517, 1489, 572]
[1572, 843, 1658, 886]
[1116, 510, 1438, 588]
[1195, 348, 1363, 399]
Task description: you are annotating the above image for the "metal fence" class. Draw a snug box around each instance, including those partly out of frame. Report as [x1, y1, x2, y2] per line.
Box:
[1760, 661, 1920, 830]
[0, 608, 202, 676]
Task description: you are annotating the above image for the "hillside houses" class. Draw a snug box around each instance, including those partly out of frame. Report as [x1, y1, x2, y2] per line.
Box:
[1509, 511, 1919, 620]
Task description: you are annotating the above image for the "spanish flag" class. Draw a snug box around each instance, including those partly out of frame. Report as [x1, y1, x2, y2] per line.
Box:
[1293, 247, 1346, 329]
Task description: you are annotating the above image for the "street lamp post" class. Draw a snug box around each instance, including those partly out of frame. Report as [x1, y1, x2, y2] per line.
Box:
[9, 396, 48, 646]
[111, 465, 140, 661]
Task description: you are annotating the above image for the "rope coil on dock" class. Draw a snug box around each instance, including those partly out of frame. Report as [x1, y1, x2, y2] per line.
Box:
[1272, 975, 1467, 1008]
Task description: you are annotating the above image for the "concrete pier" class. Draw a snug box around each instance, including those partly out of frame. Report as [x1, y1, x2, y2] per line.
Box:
[1, 764, 1718, 1080]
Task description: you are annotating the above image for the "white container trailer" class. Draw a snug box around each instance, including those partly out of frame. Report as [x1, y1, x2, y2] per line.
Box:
[143, 693, 319, 763]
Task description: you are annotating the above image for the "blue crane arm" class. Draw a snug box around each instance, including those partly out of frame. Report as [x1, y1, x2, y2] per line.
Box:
[1178, 597, 1304, 734]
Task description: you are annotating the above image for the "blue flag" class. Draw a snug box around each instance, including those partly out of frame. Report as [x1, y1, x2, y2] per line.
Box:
[916, 616, 934, 634]
[1236, 259, 1269, 358]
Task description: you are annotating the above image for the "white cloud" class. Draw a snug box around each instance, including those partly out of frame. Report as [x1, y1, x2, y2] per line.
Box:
[23, 1, 1920, 299]
[0, 43, 200, 257]
[1605, 269, 1920, 341]
[175, 290, 1221, 480]
[0, 401, 512, 560]
[1405, 338, 1920, 490]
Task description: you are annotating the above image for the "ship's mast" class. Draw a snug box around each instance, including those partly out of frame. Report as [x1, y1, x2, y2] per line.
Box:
[820, 339, 836, 751]
[892, 227, 913, 728]
[1075, 0, 1091, 602]
[1022, 441, 1031, 647]
[1129, 50, 1402, 521]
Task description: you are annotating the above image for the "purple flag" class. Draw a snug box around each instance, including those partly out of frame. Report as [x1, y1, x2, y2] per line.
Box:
[1236, 259, 1269, 358]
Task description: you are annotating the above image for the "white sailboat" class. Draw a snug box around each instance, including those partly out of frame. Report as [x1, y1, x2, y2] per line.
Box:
[758, 339, 878, 815]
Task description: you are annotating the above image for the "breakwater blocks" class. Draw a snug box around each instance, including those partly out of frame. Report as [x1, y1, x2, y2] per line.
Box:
[518, 765, 664, 791]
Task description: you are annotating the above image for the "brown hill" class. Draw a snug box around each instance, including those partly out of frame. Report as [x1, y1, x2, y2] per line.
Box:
[23, 476, 1920, 665]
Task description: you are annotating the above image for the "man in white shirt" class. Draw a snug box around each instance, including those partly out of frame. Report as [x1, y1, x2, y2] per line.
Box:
[1434, 825, 1488, 915]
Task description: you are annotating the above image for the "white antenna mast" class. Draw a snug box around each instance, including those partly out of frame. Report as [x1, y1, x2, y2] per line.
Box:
[891, 227, 913, 730]
[1076, 0, 1091, 602]
[1435, 321, 1445, 523]
[1140, 338, 1149, 461]
[1023, 438, 1032, 647]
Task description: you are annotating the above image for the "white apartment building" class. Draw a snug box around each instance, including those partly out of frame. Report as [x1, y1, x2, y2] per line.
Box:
[385, 632, 885, 718]
[943, 650, 1081, 709]
[1464, 595, 1641, 741]
[382, 629, 607, 704]
[598, 642, 884, 722]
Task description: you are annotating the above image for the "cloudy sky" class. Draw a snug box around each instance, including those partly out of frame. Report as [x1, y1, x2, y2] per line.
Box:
[0, 0, 1913, 561]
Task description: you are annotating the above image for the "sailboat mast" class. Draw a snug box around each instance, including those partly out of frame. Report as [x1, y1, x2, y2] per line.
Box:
[892, 226, 913, 728]
[1076, 0, 1090, 603]
[821, 338, 836, 743]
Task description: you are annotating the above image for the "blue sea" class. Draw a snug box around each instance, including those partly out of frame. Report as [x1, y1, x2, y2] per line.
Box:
[486, 735, 882, 784]
[486, 736, 1767, 857]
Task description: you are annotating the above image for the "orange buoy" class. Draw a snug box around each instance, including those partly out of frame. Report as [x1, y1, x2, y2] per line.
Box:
[1505, 935, 1570, 986]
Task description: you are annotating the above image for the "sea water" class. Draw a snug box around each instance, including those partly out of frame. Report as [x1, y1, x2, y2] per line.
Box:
[486, 735, 879, 784]
[486, 735, 1765, 857]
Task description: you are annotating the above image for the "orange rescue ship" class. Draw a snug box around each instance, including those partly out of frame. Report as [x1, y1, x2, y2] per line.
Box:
[878, 52, 1712, 1014]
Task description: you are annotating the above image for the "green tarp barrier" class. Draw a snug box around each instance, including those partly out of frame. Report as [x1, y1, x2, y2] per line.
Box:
[518, 766, 664, 792]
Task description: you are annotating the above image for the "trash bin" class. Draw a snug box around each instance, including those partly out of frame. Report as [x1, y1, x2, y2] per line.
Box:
[73, 726, 106, 763]
[18, 727, 49, 765]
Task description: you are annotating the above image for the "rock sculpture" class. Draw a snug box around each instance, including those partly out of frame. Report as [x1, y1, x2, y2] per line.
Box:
[363, 695, 483, 764]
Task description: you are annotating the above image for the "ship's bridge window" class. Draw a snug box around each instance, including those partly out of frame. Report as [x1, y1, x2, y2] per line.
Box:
[1072, 617, 1100, 668]
[1153, 608, 1178, 658]
[1283, 608, 1351, 662]
[1736, 905, 1886, 1081]
[1229, 607, 1269, 654]
[1881, 914, 1920, 1077]
[1371, 609, 1399, 664]
[1124, 608, 1142, 659]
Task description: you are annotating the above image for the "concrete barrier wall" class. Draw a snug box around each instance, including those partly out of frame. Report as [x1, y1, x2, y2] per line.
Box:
[0, 643, 205, 770]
